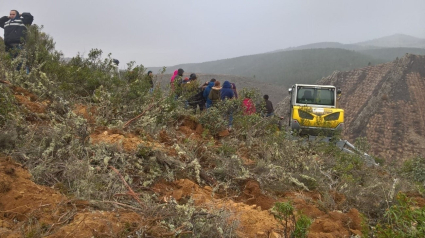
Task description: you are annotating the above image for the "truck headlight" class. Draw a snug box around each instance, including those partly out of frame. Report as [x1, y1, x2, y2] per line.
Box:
[298, 110, 314, 120]
[324, 112, 340, 121]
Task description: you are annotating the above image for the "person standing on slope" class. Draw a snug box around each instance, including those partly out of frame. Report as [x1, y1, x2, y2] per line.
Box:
[263, 94, 274, 117]
[242, 93, 256, 115]
[220, 81, 235, 130]
[208, 81, 222, 107]
[0, 10, 33, 56]
[0, 10, 33, 72]
[173, 68, 184, 97]
[146, 71, 154, 92]
[203, 79, 215, 109]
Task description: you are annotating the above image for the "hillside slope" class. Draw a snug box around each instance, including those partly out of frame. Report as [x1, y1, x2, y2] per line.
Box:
[319, 54, 425, 161]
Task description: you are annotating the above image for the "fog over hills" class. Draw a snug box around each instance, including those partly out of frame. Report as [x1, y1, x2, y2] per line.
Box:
[276, 34, 425, 52]
[356, 34, 425, 48]
[147, 34, 425, 91]
[148, 48, 383, 88]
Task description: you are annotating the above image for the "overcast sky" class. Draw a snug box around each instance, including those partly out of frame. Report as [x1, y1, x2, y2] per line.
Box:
[2, 0, 425, 67]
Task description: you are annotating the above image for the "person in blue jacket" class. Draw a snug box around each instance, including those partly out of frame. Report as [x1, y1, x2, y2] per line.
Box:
[220, 81, 234, 100]
[203, 81, 215, 108]
[220, 81, 235, 130]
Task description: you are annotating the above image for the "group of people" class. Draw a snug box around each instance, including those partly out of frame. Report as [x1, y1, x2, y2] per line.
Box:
[166, 68, 276, 130]
[0, 10, 34, 72]
[0, 9, 277, 130]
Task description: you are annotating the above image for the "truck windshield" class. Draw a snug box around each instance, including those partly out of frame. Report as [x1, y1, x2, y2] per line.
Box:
[296, 87, 335, 106]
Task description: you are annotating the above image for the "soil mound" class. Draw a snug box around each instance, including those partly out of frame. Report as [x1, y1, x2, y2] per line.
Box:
[0, 156, 142, 237]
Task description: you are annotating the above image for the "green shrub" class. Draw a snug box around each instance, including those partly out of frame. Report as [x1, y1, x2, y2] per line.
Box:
[376, 193, 425, 237]
[402, 157, 425, 183]
[293, 214, 313, 238]
[272, 201, 296, 238]
[0, 85, 16, 126]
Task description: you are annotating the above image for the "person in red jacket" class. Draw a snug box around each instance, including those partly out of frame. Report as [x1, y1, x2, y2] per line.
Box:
[242, 94, 256, 115]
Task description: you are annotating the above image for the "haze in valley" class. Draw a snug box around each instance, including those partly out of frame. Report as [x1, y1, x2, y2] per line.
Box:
[2, 0, 425, 67]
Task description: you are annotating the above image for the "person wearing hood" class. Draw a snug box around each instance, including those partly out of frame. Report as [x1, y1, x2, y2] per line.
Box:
[170, 70, 178, 83]
[169, 70, 178, 91]
[173, 68, 185, 97]
[220, 81, 234, 100]
[0, 10, 34, 54]
[220, 81, 235, 130]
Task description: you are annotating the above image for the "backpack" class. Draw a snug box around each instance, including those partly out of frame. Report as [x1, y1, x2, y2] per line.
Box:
[188, 90, 205, 107]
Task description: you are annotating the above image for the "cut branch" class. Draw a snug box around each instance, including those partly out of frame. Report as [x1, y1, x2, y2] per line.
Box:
[109, 166, 146, 208]
[123, 102, 156, 129]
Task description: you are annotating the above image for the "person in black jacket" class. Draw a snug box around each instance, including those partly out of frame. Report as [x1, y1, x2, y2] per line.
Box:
[0, 10, 34, 54]
[263, 94, 274, 117]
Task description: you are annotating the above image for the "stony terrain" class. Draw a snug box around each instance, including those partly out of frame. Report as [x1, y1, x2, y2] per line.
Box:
[320, 54, 425, 161]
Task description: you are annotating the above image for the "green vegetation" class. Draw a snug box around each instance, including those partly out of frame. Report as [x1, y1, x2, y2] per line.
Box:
[272, 201, 296, 237]
[402, 156, 425, 183]
[272, 201, 312, 238]
[1, 25, 425, 237]
[376, 193, 425, 237]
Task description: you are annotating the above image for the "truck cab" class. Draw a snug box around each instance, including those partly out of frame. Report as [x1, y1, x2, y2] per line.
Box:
[288, 84, 344, 136]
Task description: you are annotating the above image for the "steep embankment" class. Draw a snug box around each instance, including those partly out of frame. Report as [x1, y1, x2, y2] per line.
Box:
[320, 54, 425, 161]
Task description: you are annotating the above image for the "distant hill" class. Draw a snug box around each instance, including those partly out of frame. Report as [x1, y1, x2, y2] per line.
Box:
[356, 34, 425, 48]
[146, 34, 425, 100]
[358, 47, 425, 61]
[148, 48, 384, 88]
[273, 42, 379, 52]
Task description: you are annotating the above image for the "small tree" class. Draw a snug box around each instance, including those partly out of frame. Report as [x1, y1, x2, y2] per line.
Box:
[273, 201, 295, 238]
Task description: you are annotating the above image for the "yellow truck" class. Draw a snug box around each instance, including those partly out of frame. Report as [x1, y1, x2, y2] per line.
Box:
[288, 84, 378, 166]
[288, 84, 344, 136]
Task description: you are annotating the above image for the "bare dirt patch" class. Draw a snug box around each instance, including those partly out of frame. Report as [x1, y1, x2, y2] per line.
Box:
[0, 156, 142, 237]
[89, 128, 165, 152]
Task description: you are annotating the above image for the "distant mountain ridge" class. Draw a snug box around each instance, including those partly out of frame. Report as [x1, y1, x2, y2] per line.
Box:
[273, 42, 379, 52]
[147, 34, 425, 89]
[148, 48, 384, 88]
[356, 34, 425, 48]
[276, 34, 425, 52]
